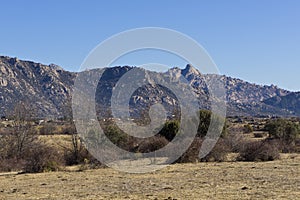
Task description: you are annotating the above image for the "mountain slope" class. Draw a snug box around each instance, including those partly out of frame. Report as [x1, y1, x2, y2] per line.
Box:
[0, 56, 298, 118]
[212, 75, 291, 116]
[263, 92, 300, 116]
[0, 56, 74, 118]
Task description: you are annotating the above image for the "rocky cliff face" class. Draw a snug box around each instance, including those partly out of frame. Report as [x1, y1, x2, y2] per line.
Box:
[0, 56, 74, 118]
[0, 56, 297, 118]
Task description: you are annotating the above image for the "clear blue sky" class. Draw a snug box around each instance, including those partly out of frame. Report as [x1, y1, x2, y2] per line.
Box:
[0, 0, 299, 91]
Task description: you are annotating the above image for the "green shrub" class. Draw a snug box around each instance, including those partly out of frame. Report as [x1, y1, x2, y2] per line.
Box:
[104, 124, 128, 147]
[265, 119, 300, 143]
[158, 120, 180, 141]
[197, 110, 227, 138]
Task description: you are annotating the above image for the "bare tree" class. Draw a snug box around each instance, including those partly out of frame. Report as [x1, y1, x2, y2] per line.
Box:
[7, 102, 37, 159]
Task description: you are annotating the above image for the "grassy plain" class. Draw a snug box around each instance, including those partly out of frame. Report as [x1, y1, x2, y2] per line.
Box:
[0, 154, 299, 200]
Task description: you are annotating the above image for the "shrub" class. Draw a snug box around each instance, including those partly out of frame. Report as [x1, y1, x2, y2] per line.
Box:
[61, 124, 77, 135]
[224, 133, 246, 153]
[200, 139, 231, 162]
[197, 110, 227, 138]
[158, 120, 180, 141]
[104, 124, 128, 147]
[0, 158, 25, 172]
[197, 110, 211, 137]
[237, 140, 280, 162]
[175, 137, 203, 163]
[39, 123, 56, 135]
[1, 102, 39, 160]
[23, 142, 63, 173]
[265, 119, 300, 143]
[270, 138, 300, 153]
[264, 119, 300, 153]
[174, 138, 230, 163]
[138, 136, 169, 154]
[64, 135, 90, 166]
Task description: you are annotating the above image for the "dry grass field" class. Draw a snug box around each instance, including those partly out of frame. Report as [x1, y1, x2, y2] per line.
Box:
[0, 154, 299, 200]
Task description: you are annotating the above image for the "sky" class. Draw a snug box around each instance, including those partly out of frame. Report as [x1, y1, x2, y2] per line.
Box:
[0, 0, 299, 91]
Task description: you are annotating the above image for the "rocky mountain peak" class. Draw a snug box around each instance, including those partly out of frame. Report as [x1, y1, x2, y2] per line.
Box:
[181, 64, 201, 77]
[49, 63, 64, 71]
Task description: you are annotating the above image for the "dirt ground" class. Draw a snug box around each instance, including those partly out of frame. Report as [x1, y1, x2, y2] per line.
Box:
[0, 154, 299, 200]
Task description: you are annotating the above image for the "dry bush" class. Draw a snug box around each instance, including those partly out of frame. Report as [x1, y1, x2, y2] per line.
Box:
[174, 138, 230, 163]
[63, 132, 102, 166]
[270, 138, 300, 153]
[60, 124, 77, 135]
[39, 123, 56, 135]
[1, 102, 39, 160]
[135, 136, 170, 161]
[23, 142, 63, 173]
[174, 138, 202, 163]
[0, 158, 25, 172]
[224, 133, 246, 153]
[137, 136, 169, 153]
[0, 141, 64, 173]
[39, 122, 76, 135]
[237, 140, 280, 162]
[64, 148, 92, 166]
[200, 139, 231, 162]
[0, 129, 64, 172]
[64, 136, 89, 166]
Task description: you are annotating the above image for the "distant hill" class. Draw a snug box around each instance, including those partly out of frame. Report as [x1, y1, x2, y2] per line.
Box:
[0, 56, 298, 118]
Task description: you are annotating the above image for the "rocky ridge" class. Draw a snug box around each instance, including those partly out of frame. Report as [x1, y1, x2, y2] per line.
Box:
[0, 56, 298, 118]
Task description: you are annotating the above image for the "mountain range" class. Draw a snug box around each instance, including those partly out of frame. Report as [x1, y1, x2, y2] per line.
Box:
[0, 56, 299, 119]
